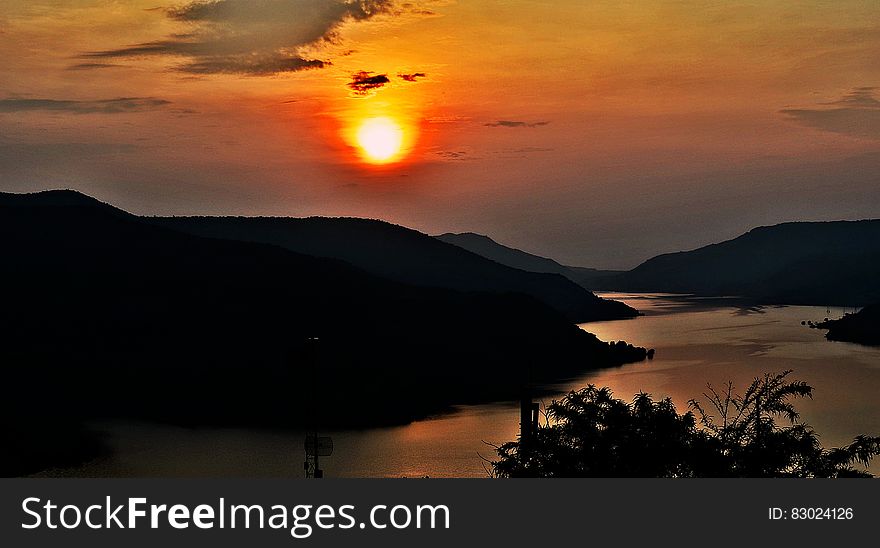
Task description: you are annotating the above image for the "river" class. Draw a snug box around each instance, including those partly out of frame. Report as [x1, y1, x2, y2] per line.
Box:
[45, 293, 880, 477]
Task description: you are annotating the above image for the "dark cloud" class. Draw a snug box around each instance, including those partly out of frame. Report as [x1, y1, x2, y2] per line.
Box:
[782, 87, 880, 139]
[181, 55, 326, 75]
[398, 72, 426, 82]
[81, 0, 394, 75]
[0, 97, 171, 114]
[67, 62, 124, 71]
[348, 71, 390, 95]
[485, 120, 550, 128]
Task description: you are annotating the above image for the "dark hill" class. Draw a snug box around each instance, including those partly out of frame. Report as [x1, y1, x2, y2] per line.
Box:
[0, 190, 647, 475]
[152, 218, 637, 322]
[436, 232, 572, 275]
[436, 232, 622, 290]
[566, 266, 625, 288]
[0, 188, 115, 209]
[594, 220, 880, 306]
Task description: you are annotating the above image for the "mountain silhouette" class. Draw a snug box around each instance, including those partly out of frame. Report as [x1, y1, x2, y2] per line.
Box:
[591, 220, 880, 306]
[436, 232, 573, 275]
[153, 218, 637, 322]
[436, 232, 622, 289]
[1, 190, 648, 475]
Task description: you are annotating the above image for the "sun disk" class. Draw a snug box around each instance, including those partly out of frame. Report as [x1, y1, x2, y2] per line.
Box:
[356, 117, 404, 163]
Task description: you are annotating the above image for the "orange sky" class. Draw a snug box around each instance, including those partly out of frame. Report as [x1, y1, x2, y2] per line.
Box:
[2, 0, 879, 267]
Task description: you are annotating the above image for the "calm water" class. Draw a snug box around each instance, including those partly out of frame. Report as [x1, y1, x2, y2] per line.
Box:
[43, 293, 880, 477]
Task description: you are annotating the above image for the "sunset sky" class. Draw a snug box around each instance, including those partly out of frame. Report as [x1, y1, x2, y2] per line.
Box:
[2, 0, 879, 268]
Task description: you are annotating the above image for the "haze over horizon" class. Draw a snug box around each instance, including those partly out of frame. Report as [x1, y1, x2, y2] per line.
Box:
[2, 1, 880, 269]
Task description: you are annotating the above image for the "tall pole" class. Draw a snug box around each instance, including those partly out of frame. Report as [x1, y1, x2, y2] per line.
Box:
[312, 336, 319, 478]
[304, 336, 321, 478]
[519, 357, 538, 457]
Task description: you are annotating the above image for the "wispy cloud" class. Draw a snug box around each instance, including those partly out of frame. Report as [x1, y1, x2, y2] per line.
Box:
[824, 87, 880, 108]
[436, 150, 467, 160]
[398, 72, 426, 82]
[484, 120, 550, 128]
[399, 2, 436, 16]
[80, 0, 396, 75]
[348, 71, 390, 95]
[425, 115, 471, 124]
[0, 141, 138, 159]
[782, 87, 880, 139]
[0, 97, 171, 114]
[494, 147, 553, 155]
[66, 62, 124, 71]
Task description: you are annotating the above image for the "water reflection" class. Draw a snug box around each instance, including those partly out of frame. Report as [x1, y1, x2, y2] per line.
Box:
[45, 293, 880, 477]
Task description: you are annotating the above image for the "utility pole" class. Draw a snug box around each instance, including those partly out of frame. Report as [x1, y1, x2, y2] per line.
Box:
[304, 337, 320, 479]
[519, 358, 539, 454]
[303, 337, 332, 478]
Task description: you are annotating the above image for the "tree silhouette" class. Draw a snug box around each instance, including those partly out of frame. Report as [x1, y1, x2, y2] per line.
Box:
[689, 370, 880, 477]
[492, 371, 880, 477]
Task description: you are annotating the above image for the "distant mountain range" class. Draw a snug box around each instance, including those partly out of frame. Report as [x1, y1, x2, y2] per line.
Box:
[440, 221, 880, 306]
[154, 218, 636, 322]
[436, 232, 620, 289]
[1, 190, 647, 475]
[436, 232, 574, 275]
[594, 221, 880, 306]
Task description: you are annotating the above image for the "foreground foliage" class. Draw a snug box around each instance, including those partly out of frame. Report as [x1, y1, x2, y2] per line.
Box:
[492, 371, 880, 477]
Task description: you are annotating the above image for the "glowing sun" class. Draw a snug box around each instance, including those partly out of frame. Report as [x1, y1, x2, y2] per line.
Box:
[356, 117, 404, 163]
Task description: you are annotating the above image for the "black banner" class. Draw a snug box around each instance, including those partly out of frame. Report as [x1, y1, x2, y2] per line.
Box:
[1, 479, 876, 546]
